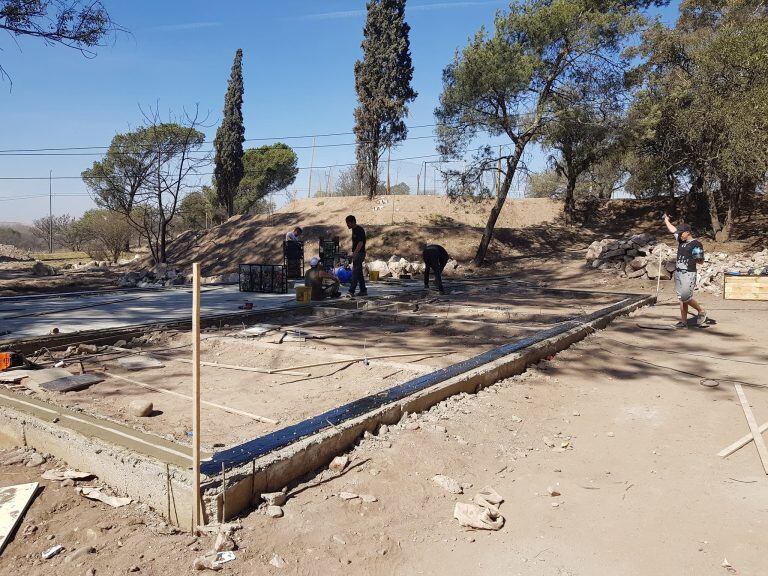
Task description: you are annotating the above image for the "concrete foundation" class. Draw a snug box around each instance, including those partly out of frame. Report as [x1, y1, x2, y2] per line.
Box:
[0, 286, 653, 530]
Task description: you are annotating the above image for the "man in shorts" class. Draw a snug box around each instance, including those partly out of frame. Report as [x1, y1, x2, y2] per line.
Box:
[663, 214, 707, 328]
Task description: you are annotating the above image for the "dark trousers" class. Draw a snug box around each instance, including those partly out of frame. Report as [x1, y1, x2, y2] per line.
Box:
[350, 254, 367, 295]
[423, 251, 446, 292]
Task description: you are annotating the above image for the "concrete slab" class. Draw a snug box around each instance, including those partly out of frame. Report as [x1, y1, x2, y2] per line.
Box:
[0, 283, 414, 341]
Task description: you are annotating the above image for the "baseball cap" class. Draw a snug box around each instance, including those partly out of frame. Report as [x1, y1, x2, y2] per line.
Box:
[676, 223, 692, 233]
[309, 257, 320, 267]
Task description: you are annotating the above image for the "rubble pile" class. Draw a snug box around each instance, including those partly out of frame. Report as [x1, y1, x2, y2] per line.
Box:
[118, 263, 190, 288]
[586, 234, 768, 295]
[0, 244, 33, 262]
[365, 254, 460, 279]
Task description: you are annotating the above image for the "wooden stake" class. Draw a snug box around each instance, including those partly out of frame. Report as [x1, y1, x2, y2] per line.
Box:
[718, 421, 768, 458]
[734, 383, 768, 474]
[192, 262, 202, 532]
[655, 254, 663, 299]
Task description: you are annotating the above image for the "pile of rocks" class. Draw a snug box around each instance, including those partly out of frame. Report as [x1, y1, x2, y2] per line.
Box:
[0, 244, 33, 262]
[31, 261, 58, 277]
[118, 263, 189, 288]
[366, 255, 460, 279]
[586, 234, 768, 295]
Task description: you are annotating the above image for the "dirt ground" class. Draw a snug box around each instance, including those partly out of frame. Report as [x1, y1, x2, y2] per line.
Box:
[19, 286, 619, 450]
[2, 259, 767, 574]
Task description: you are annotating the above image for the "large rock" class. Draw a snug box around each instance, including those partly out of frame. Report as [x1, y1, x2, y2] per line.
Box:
[31, 261, 57, 277]
[628, 256, 647, 271]
[626, 267, 647, 279]
[129, 400, 153, 417]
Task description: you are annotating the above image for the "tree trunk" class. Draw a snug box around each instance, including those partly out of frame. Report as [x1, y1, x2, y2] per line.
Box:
[716, 182, 744, 242]
[563, 174, 577, 225]
[703, 179, 722, 235]
[366, 150, 379, 200]
[473, 148, 522, 265]
[159, 220, 167, 263]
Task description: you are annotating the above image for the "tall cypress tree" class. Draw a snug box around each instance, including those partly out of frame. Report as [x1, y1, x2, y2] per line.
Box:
[354, 0, 417, 199]
[214, 48, 245, 217]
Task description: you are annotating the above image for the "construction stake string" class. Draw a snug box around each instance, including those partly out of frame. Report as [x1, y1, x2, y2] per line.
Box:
[97, 371, 280, 424]
[269, 350, 456, 374]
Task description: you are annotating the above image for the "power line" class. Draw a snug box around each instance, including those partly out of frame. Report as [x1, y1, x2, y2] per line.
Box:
[0, 123, 439, 154]
[0, 135, 439, 157]
[0, 149, 478, 182]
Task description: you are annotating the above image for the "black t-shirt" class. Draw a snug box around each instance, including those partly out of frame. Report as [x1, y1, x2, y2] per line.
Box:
[352, 225, 366, 257]
[675, 234, 704, 272]
[423, 244, 449, 267]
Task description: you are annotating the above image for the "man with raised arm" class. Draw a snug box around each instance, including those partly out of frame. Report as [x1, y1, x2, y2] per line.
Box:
[663, 214, 707, 328]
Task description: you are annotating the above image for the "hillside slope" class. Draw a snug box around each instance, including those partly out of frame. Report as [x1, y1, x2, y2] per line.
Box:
[163, 196, 563, 275]
[162, 194, 768, 276]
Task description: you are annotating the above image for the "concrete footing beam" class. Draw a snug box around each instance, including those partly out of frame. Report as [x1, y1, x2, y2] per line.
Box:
[0, 290, 653, 530]
[203, 293, 653, 523]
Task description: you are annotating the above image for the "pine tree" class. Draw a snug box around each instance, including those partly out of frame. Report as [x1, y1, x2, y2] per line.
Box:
[354, 0, 417, 199]
[214, 48, 245, 217]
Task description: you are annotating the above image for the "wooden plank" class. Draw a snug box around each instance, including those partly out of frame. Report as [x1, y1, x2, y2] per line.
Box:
[718, 421, 768, 458]
[40, 374, 103, 392]
[192, 262, 201, 533]
[734, 384, 768, 474]
[724, 276, 768, 301]
[0, 482, 38, 555]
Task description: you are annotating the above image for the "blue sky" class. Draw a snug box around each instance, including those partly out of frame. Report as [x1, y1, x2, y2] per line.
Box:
[0, 0, 679, 223]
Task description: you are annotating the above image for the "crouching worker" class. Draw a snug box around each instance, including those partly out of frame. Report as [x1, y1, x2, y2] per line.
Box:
[422, 243, 449, 294]
[304, 257, 341, 301]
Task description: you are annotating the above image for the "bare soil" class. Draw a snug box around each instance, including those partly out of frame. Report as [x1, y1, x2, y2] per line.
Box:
[19, 287, 617, 450]
[2, 281, 766, 575]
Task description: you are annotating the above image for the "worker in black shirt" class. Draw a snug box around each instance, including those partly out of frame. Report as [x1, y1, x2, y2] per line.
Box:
[663, 214, 707, 328]
[422, 244, 449, 294]
[345, 215, 368, 297]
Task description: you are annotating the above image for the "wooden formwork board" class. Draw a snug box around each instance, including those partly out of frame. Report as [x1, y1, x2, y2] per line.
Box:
[723, 275, 768, 301]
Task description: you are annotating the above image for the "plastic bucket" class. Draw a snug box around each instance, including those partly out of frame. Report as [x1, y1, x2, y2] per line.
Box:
[369, 271, 380, 282]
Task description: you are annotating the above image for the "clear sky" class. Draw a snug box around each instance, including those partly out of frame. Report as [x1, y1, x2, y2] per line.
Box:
[0, 0, 679, 224]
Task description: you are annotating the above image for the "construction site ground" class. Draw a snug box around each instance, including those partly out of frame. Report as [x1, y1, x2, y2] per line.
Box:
[1, 285, 621, 451]
[1, 270, 766, 575]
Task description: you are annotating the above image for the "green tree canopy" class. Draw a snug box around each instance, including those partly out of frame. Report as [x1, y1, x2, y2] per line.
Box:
[0, 0, 119, 82]
[627, 0, 768, 240]
[236, 143, 298, 213]
[213, 48, 245, 217]
[82, 129, 156, 215]
[354, 0, 417, 199]
[436, 0, 649, 264]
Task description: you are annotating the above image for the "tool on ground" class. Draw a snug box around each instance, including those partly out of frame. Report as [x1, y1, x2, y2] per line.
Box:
[0, 351, 29, 372]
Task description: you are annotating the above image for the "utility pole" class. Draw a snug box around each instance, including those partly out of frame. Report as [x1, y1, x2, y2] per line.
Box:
[423, 162, 428, 195]
[416, 173, 420, 195]
[386, 147, 391, 195]
[48, 170, 53, 253]
[307, 136, 316, 198]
